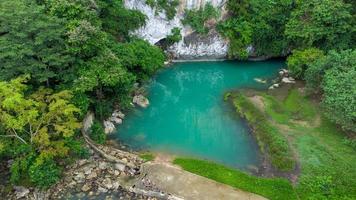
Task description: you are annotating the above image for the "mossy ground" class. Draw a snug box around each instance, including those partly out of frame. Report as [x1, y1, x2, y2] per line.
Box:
[174, 86, 356, 200]
[139, 152, 155, 162]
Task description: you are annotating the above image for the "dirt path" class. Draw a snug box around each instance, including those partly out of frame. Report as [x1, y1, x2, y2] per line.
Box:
[138, 161, 267, 200]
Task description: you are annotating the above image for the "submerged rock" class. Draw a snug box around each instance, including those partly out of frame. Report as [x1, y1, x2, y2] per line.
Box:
[254, 78, 267, 84]
[133, 95, 150, 108]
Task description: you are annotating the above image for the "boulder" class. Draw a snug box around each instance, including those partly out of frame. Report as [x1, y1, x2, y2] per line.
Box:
[103, 178, 113, 190]
[114, 163, 126, 171]
[103, 120, 115, 134]
[14, 186, 29, 199]
[112, 110, 125, 119]
[99, 162, 109, 170]
[281, 77, 295, 84]
[268, 85, 275, 90]
[109, 116, 122, 124]
[81, 184, 91, 192]
[74, 172, 85, 183]
[273, 83, 280, 88]
[133, 95, 150, 108]
[86, 171, 97, 180]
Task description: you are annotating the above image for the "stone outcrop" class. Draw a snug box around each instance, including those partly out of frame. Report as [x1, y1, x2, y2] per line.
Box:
[133, 94, 150, 108]
[269, 69, 296, 90]
[103, 110, 126, 134]
[124, 0, 228, 59]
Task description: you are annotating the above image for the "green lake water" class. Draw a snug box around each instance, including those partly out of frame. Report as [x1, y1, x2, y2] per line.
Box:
[114, 60, 284, 169]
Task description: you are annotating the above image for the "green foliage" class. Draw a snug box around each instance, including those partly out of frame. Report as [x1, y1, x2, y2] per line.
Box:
[29, 158, 61, 189]
[182, 3, 219, 34]
[0, 0, 72, 85]
[98, 0, 146, 39]
[71, 92, 90, 118]
[90, 120, 106, 144]
[0, 77, 85, 188]
[113, 39, 165, 80]
[217, 19, 252, 59]
[285, 0, 354, 51]
[321, 50, 356, 132]
[220, 0, 292, 58]
[231, 93, 295, 171]
[287, 48, 324, 79]
[166, 27, 182, 45]
[146, 0, 179, 20]
[64, 138, 90, 159]
[174, 158, 297, 200]
[0, 0, 164, 190]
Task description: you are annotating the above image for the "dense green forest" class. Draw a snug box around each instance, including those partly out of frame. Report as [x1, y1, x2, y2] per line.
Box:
[0, 0, 165, 188]
[0, 0, 355, 197]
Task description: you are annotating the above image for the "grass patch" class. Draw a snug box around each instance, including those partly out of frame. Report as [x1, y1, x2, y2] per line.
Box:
[231, 92, 295, 171]
[260, 88, 356, 199]
[139, 152, 155, 162]
[294, 117, 356, 199]
[173, 158, 297, 200]
[264, 89, 316, 124]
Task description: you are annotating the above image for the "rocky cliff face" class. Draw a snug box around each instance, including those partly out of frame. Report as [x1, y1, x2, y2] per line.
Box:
[124, 0, 228, 59]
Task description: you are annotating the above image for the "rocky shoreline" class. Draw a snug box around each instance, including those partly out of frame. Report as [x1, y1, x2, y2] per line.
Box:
[3, 107, 183, 200]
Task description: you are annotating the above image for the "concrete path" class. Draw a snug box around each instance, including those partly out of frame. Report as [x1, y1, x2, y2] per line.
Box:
[140, 162, 267, 200]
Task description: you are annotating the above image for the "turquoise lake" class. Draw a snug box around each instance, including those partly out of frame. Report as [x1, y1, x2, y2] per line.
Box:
[114, 60, 284, 169]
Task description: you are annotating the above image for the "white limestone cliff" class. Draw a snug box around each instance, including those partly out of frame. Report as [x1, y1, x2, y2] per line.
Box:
[124, 0, 228, 59]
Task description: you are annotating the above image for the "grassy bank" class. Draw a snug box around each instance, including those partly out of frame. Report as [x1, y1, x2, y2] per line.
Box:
[231, 92, 295, 171]
[173, 158, 297, 200]
[263, 89, 356, 199]
[174, 87, 356, 199]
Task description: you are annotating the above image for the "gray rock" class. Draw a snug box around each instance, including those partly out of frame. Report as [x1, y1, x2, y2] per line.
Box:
[103, 178, 113, 189]
[103, 120, 115, 134]
[14, 186, 29, 199]
[74, 172, 85, 183]
[98, 186, 108, 193]
[114, 163, 126, 171]
[86, 171, 98, 180]
[282, 77, 295, 84]
[273, 83, 280, 88]
[133, 95, 150, 108]
[109, 116, 123, 124]
[81, 184, 91, 192]
[99, 162, 109, 170]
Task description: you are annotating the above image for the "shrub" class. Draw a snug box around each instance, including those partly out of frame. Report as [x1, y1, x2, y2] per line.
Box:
[166, 27, 182, 45]
[90, 120, 107, 144]
[146, 0, 179, 20]
[182, 3, 219, 34]
[322, 50, 356, 132]
[29, 159, 61, 189]
[287, 48, 324, 79]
